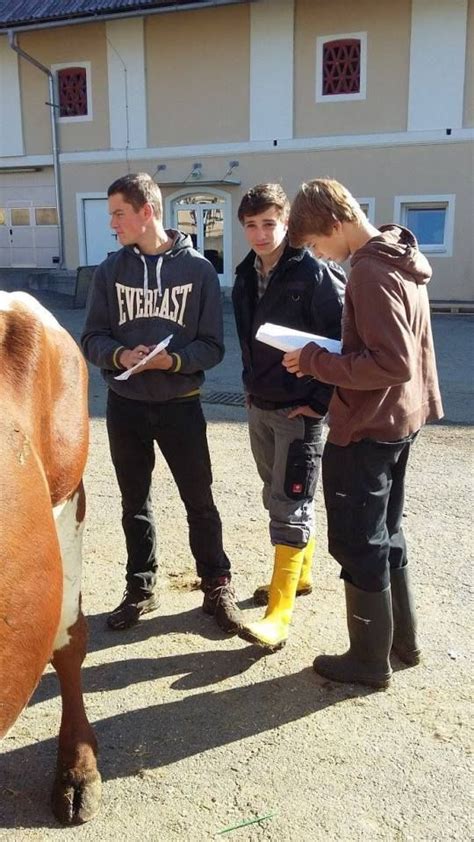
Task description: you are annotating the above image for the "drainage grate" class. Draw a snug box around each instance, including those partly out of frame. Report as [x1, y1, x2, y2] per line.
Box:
[202, 390, 245, 407]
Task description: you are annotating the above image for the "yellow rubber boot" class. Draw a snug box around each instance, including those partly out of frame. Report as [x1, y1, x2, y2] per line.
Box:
[239, 544, 305, 651]
[297, 535, 315, 593]
[253, 537, 315, 607]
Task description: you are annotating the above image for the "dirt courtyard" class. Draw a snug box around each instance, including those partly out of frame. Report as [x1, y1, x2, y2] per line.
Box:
[0, 302, 472, 840]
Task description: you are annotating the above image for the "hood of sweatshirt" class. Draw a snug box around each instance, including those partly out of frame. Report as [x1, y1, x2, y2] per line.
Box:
[351, 224, 432, 285]
[124, 229, 194, 295]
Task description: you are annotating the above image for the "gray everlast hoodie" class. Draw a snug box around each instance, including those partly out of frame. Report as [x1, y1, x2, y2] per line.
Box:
[81, 230, 224, 402]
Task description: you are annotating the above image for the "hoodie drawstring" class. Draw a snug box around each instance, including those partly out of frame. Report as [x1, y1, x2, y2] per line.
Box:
[138, 252, 149, 294]
[135, 247, 165, 296]
[156, 256, 163, 297]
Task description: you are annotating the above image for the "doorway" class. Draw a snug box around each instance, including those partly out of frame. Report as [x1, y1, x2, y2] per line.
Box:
[166, 189, 231, 285]
[77, 195, 121, 266]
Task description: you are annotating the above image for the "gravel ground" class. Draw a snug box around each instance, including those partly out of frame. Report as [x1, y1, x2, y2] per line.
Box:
[0, 297, 472, 841]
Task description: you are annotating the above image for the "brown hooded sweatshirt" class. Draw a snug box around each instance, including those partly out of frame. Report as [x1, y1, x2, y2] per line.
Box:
[299, 225, 444, 446]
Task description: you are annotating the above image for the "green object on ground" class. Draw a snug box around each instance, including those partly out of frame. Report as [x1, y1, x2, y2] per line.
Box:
[217, 813, 275, 834]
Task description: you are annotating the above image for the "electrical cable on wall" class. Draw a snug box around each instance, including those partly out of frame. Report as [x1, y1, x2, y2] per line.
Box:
[106, 36, 130, 172]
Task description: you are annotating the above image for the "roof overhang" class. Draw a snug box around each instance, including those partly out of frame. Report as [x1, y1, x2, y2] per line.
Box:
[0, 0, 253, 34]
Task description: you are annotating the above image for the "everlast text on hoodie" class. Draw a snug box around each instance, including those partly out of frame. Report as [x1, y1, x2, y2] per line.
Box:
[299, 225, 444, 446]
[81, 230, 224, 403]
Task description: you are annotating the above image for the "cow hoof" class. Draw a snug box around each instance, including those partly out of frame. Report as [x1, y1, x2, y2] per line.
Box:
[52, 769, 102, 825]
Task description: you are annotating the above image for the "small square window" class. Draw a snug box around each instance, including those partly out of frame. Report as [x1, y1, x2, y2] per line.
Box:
[405, 208, 446, 246]
[35, 207, 58, 226]
[52, 62, 92, 123]
[394, 195, 455, 257]
[356, 198, 375, 223]
[0, 209, 6, 225]
[58, 67, 87, 117]
[323, 39, 361, 96]
[316, 32, 367, 103]
[11, 208, 31, 226]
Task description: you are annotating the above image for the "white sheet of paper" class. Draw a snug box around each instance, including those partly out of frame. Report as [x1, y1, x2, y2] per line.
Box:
[255, 323, 341, 354]
[114, 334, 173, 381]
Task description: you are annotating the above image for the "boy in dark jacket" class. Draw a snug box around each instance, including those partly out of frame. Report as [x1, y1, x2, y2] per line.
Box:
[232, 183, 345, 651]
[284, 178, 443, 687]
[81, 172, 240, 633]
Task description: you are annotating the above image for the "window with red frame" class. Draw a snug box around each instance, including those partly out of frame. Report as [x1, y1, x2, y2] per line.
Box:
[57, 67, 88, 117]
[323, 39, 361, 96]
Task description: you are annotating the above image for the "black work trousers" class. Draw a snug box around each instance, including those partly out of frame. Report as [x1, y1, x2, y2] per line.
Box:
[106, 390, 230, 595]
[322, 434, 418, 592]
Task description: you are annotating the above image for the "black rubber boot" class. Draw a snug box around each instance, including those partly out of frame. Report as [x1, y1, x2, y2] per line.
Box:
[313, 582, 393, 689]
[391, 566, 421, 665]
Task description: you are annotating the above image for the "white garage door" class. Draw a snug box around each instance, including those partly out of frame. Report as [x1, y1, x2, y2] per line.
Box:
[0, 202, 59, 268]
[83, 198, 120, 265]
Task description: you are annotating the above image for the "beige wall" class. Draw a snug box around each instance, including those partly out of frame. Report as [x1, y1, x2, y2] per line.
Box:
[227, 144, 473, 301]
[18, 24, 109, 155]
[464, 0, 474, 127]
[59, 160, 145, 268]
[294, 0, 411, 138]
[60, 141, 473, 301]
[145, 5, 250, 147]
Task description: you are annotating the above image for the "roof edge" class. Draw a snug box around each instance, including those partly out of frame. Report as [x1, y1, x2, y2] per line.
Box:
[0, 0, 253, 33]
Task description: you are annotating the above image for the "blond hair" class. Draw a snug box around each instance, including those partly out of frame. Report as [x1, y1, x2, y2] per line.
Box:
[288, 178, 363, 246]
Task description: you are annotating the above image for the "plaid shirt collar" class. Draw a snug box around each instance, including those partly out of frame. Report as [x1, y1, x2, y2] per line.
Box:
[254, 240, 286, 299]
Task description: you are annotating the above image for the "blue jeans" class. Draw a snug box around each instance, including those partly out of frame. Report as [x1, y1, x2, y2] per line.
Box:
[322, 434, 418, 592]
[106, 390, 230, 594]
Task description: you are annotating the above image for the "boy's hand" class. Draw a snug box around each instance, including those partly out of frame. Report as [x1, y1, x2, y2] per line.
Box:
[287, 405, 324, 419]
[282, 348, 304, 377]
[119, 345, 150, 369]
[138, 349, 174, 371]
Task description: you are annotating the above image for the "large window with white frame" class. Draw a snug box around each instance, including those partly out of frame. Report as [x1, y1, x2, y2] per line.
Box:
[394, 195, 455, 257]
[52, 62, 93, 123]
[165, 190, 231, 286]
[316, 32, 367, 103]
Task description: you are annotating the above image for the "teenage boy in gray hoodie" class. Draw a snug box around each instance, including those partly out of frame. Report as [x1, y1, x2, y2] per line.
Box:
[283, 178, 443, 689]
[81, 172, 241, 633]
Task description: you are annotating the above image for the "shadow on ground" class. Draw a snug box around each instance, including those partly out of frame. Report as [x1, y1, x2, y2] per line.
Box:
[0, 662, 372, 829]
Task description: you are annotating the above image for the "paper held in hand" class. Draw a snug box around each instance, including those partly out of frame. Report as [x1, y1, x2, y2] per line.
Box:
[255, 323, 341, 354]
[114, 334, 173, 381]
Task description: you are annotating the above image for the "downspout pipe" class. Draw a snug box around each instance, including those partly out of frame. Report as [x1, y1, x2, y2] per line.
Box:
[8, 30, 65, 269]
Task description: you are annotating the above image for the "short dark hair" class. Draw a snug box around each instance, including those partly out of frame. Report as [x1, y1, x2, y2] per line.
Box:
[238, 183, 290, 224]
[288, 178, 362, 246]
[107, 172, 163, 219]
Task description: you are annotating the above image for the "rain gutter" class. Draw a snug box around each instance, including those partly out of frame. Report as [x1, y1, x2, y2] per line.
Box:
[7, 30, 65, 269]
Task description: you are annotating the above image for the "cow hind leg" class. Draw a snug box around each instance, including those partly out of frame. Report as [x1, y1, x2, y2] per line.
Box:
[51, 612, 101, 824]
[50, 485, 101, 825]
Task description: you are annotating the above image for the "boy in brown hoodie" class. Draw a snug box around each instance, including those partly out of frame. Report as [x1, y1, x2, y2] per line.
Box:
[283, 178, 443, 689]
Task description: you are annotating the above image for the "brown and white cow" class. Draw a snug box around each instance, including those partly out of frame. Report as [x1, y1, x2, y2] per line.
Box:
[0, 291, 101, 824]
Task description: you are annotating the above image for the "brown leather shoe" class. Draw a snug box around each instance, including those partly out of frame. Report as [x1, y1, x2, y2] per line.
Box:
[202, 576, 242, 634]
[106, 590, 159, 631]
